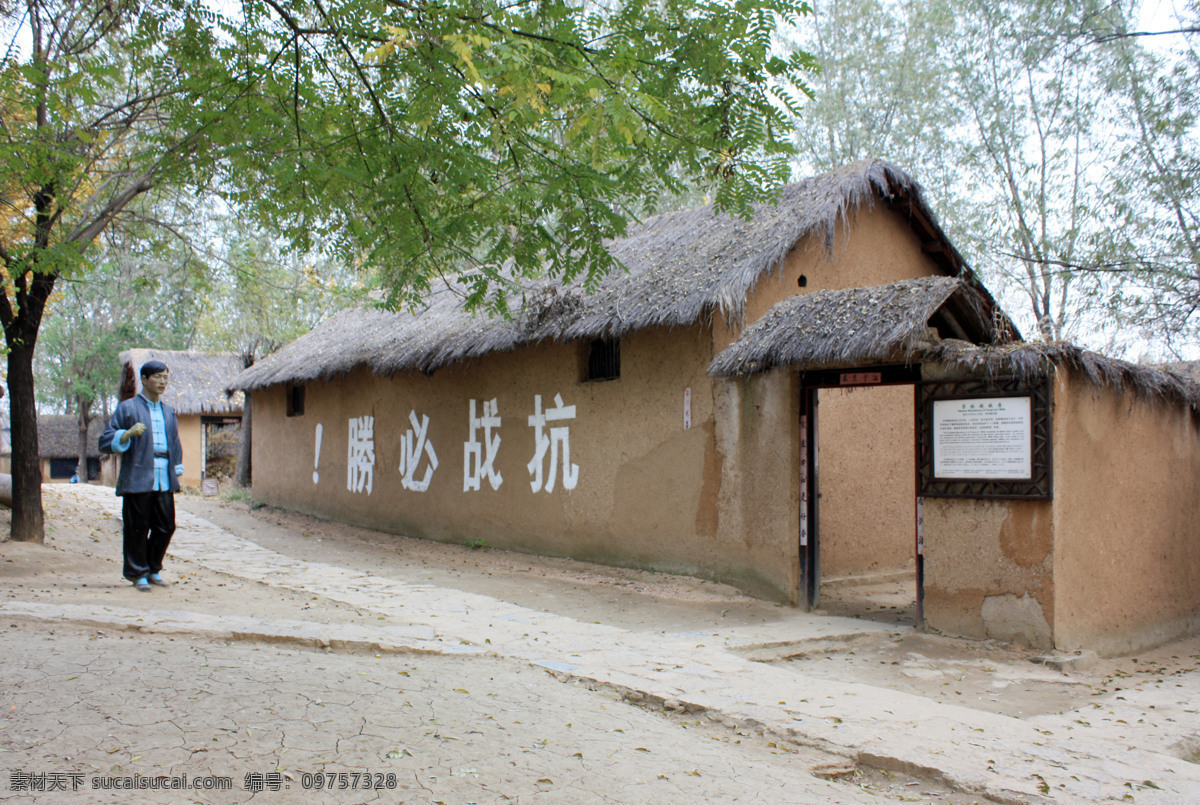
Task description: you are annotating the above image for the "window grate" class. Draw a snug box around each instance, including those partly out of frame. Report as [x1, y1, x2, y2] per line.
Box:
[286, 384, 305, 417]
[585, 338, 620, 381]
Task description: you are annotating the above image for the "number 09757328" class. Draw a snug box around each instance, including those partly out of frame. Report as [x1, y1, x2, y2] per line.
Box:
[298, 772, 398, 790]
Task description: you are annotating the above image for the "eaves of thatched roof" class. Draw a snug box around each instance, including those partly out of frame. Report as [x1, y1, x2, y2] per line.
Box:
[233, 159, 971, 391]
[707, 276, 1001, 377]
[121, 349, 245, 416]
[36, 415, 105, 458]
[926, 341, 1200, 412]
[1160, 359, 1200, 384]
[708, 277, 1200, 414]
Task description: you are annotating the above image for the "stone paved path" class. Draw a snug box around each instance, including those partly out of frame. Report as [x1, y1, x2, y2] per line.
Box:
[2, 484, 1199, 804]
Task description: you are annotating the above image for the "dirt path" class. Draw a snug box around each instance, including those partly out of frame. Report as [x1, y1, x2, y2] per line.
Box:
[3, 485, 1199, 803]
[0, 487, 1000, 804]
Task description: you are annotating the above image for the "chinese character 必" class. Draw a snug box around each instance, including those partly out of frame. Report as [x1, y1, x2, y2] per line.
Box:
[399, 410, 438, 492]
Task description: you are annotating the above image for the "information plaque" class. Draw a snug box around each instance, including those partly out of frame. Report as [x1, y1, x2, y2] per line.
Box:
[932, 397, 1032, 480]
[916, 376, 1051, 500]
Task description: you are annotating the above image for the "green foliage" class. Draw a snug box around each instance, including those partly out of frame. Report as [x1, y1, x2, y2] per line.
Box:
[221, 487, 254, 505]
[1097, 6, 1200, 353]
[785, 0, 959, 178]
[942, 0, 1125, 342]
[193, 0, 816, 311]
[189, 218, 370, 361]
[34, 223, 202, 416]
[0, 0, 816, 540]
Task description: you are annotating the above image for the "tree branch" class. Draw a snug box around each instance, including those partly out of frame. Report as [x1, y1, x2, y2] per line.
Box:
[1092, 27, 1200, 44]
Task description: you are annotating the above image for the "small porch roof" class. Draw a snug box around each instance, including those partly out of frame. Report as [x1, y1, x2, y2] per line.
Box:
[708, 276, 1003, 377]
[708, 276, 1200, 414]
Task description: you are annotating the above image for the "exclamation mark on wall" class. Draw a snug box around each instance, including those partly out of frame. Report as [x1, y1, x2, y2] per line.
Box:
[313, 423, 323, 484]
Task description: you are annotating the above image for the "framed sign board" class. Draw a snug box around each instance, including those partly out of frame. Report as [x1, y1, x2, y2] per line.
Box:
[916, 376, 1052, 499]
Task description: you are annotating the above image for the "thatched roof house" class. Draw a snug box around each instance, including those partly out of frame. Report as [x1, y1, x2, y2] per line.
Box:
[121, 349, 244, 415]
[36, 415, 105, 460]
[235, 160, 986, 391]
[0, 415, 108, 481]
[230, 158, 1200, 658]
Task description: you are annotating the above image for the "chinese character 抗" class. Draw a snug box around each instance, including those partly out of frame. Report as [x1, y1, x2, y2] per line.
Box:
[347, 415, 375, 494]
[527, 393, 579, 493]
[464, 398, 502, 492]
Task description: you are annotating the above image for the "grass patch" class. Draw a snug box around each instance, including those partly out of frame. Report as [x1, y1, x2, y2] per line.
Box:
[220, 487, 253, 505]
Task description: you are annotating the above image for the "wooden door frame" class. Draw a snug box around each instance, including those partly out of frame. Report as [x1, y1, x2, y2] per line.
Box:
[798, 365, 923, 624]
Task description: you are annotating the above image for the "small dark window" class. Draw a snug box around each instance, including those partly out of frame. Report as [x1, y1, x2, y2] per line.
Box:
[584, 338, 620, 382]
[797, 274, 808, 288]
[286, 384, 305, 417]
[49, 458, 76, 479]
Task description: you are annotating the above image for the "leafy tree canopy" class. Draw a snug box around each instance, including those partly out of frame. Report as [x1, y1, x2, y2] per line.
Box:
[0, 0, 815, 541]
[207, 0, 816, 310]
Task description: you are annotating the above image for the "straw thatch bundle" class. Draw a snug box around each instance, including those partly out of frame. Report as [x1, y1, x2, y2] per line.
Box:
[1160, 360, 1200, 384]
[234, 159, 964, 391]
[927, 341, 1200, 412]
[121, 349, 245, 416]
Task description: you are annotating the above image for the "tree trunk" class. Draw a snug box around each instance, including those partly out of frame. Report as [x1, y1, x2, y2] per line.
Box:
[76, 395, 92, 482]
[8, 344, 44, 542]
[233, 391, 252, 488]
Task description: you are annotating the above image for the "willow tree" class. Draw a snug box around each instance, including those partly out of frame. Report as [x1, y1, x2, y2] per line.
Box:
[0, 0, 815, 541]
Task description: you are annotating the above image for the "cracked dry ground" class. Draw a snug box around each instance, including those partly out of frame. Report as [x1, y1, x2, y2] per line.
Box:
[2, 622, 991, 805]
[6, 487, 1196, 803]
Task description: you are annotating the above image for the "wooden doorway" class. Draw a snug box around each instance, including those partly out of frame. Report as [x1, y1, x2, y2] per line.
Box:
[800, 366, 923, 627]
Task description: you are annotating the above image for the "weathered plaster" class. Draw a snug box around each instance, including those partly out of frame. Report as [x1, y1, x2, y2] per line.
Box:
[177, 415, 204, 490]
[1051, 370, 1200, 655]
[252, 324, 805, 601]
[921, 497, 1053, 645]
[818, 385, 915, 578]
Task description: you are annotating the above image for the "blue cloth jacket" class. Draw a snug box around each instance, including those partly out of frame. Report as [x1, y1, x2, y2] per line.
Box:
[99, 395, 184, 495]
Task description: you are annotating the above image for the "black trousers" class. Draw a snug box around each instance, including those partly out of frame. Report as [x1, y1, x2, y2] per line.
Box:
[122, 491, 176, 581]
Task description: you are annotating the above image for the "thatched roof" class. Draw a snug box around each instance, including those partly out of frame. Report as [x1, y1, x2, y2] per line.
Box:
[36, 415, 104, 459]
[926, 341, 1200, 412]
[707, 276, 1002, 376]
[233, 159, 972, 391]
[121, 349, 244, 416]
[1160, 360, 1200, 384]
[708, 277, 1200, 413]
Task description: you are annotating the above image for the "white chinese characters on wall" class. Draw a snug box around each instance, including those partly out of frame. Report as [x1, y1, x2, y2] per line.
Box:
[399, 410, 439, 491]
[347, 415, 375, 494]
[527, 393, 578, 493]
[323, 393, 579, 496]
[313, 423, 323, 484]
[464, 398, 503, 492]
